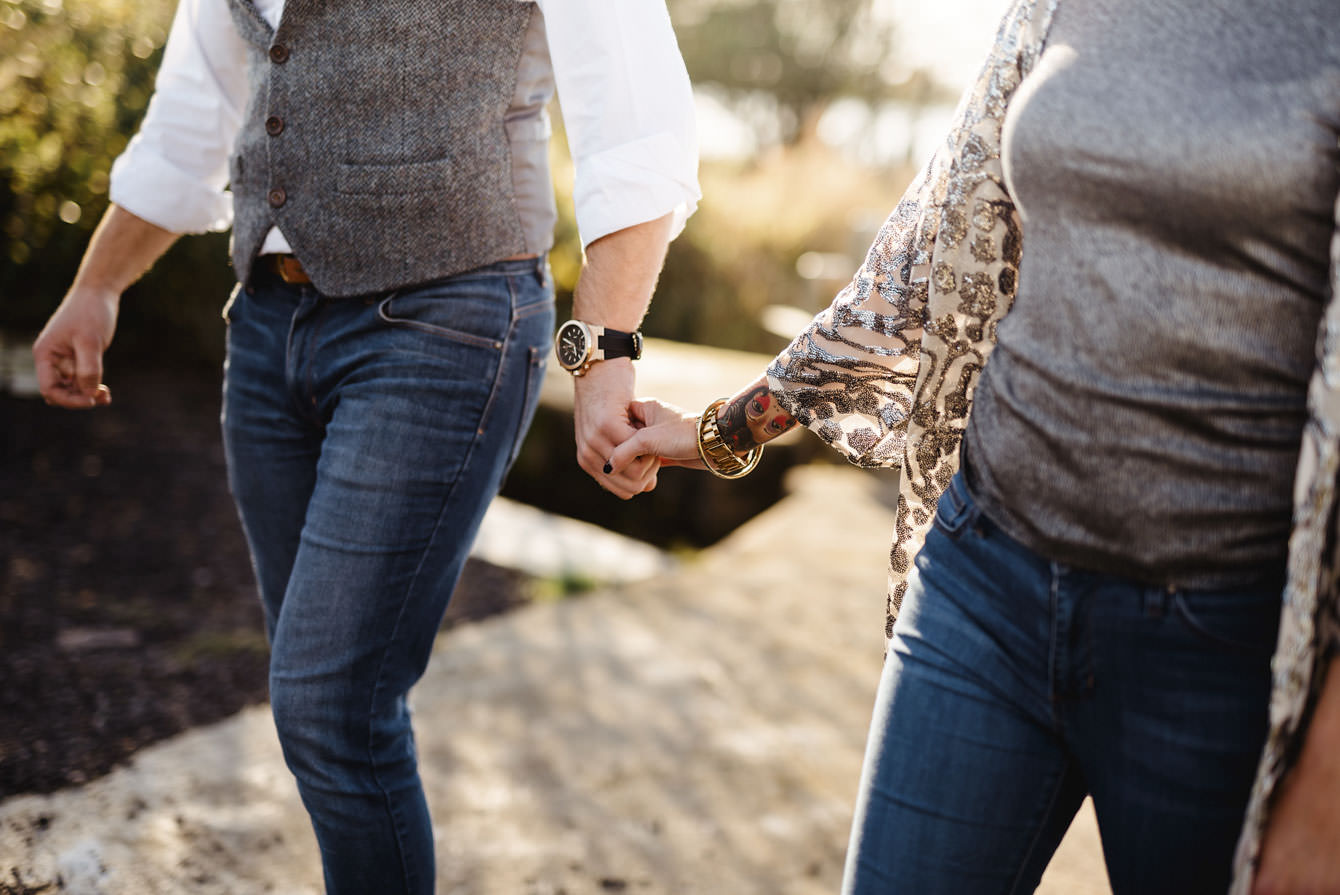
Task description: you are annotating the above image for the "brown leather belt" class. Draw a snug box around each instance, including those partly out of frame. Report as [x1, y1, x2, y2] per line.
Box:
[266, 254, 312, 285]
[264, 252, 543, 287]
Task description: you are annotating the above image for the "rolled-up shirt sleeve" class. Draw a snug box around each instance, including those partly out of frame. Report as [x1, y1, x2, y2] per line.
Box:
[108, 0, 249, 234]
[538, 0, 700, 247]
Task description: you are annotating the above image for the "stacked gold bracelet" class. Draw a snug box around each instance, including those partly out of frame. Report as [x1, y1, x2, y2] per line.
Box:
[696, 398, 763, 480]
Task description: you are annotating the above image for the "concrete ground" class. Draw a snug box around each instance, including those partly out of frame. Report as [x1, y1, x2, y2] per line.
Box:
[0, 464, 1108, 895]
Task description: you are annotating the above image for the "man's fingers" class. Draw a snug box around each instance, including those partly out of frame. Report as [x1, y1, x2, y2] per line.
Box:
[33, 346, 64, 402]
[73, 335, 104, 397]
[40, 380, 100, 410]
[52, 352, 75, 383]
[33, 344, 95, 410]
[607, 431, 650, 474]
[580, 431, 659, 499]
[604, 454, 658, 499]
[577, 440, 613, 480]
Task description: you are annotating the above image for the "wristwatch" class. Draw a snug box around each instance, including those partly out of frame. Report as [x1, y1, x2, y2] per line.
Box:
[553, 319, 643, 376]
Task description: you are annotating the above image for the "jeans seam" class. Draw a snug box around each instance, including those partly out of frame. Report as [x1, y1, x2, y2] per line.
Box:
[513, 295, 551, 319]
[1005, 763, 1073, 895]
[284, 294, 310, 423]
[439, 263, 537, 282]
[363, 423, 483, 894]
[1047, 563, 1062, 726]
[301, 302, 325, 425]
[473, 275, 522, 438]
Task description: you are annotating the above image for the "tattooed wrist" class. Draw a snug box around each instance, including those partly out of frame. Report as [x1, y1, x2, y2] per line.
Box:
[716, 380, 797, 454]
[716, 395, 760, 453]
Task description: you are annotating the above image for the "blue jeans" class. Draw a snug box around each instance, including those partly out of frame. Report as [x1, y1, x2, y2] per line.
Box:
[221, 257, 554, 895]
[842, 472, 1279, 895]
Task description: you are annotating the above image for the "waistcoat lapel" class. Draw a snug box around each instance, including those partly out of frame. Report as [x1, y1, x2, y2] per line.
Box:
[226, 0, 273, 44]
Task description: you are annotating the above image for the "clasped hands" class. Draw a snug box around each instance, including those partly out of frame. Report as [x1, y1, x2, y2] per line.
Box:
[570, 357, 701, 500]
[575, 370, 791, 499]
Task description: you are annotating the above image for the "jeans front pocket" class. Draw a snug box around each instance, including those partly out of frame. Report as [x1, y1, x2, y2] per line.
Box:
[376, 280, 513, 351]
[1171, 586, 1282, 656]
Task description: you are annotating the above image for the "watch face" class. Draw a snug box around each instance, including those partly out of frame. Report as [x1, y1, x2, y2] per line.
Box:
[556, 322, 589, 369]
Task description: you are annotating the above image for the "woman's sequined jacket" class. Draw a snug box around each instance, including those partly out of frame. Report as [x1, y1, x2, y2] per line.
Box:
[765, 0, 1340, 886]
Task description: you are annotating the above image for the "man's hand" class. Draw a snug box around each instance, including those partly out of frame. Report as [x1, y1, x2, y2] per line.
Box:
[573, 358, 659, 500]
[33, 287, 119, 409]
[31, 203, 178, 410]
[1253, 657, 1340, 895]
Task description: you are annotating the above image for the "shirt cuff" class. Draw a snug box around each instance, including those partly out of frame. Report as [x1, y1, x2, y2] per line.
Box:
[573, 131, 701, 248]
[108, 137, 234, 235]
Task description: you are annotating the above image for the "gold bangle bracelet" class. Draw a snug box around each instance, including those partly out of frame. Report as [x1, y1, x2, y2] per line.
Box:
[696, 398, 763, 480]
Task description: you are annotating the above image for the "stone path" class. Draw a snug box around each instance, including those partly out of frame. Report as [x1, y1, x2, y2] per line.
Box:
[0, 465, 1108, 894]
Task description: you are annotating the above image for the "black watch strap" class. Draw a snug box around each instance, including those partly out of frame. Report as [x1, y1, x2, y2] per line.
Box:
[597, 328, 643, 361]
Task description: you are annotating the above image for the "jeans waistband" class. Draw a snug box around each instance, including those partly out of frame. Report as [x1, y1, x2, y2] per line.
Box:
[249, 253, 549, 296]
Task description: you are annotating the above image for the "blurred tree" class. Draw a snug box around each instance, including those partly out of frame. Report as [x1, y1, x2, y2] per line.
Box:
[670, 0, 954, 146]
[0, 0, 235, 369]
[2, 0, 166, 314]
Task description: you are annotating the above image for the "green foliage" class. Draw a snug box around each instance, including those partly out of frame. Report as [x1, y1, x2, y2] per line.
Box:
[1, 0, 167, 317]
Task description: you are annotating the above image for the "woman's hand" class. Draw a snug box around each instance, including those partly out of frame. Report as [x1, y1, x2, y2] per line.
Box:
[606, 399, 706, 478]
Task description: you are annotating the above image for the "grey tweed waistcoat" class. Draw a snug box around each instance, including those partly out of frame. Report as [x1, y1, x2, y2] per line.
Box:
[224, 0, 551, 296]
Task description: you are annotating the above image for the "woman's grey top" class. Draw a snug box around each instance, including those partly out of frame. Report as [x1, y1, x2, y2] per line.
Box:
[962, 0, 1340, 589]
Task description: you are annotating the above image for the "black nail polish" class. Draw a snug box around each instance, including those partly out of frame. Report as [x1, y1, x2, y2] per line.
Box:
[603, 462, 613, 474]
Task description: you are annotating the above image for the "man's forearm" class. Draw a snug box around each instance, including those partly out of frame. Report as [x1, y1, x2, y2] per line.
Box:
[571, 212, 674, 329]
[72, 204, 180, 299]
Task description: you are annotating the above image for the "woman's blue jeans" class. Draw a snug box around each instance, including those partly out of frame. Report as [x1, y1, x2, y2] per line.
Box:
[842, 471, 1280, 895]
[221, 257, 554, 895]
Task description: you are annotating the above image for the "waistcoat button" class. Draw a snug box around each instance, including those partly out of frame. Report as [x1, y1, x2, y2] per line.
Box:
[268, 188, 287, 208]
[268, 44, 289, 64]
[265, 115, 284, 136]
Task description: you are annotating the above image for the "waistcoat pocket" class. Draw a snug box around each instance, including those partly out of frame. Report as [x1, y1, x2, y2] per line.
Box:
[337, 157, 453, 196]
